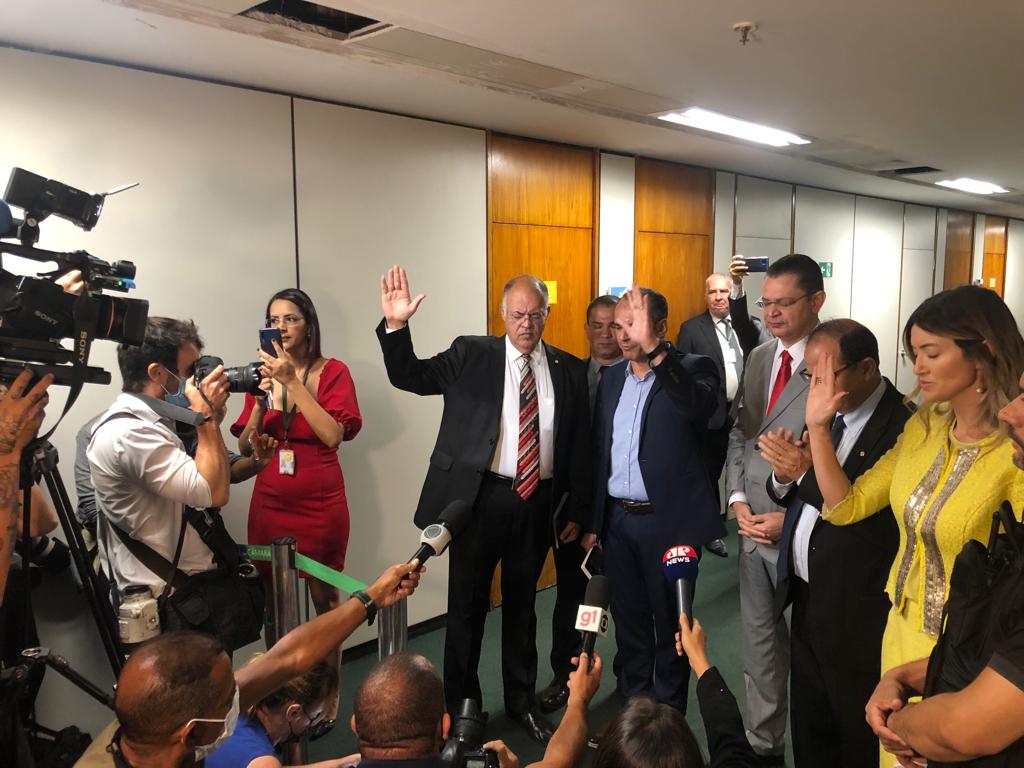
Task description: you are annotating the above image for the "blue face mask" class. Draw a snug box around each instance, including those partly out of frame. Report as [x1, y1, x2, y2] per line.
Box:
[161, 367, 188, 407]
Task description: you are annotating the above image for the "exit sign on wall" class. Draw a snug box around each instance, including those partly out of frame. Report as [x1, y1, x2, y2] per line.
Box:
[819, 262, 833, 279]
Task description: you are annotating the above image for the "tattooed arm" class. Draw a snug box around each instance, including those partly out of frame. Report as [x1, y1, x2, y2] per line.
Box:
[0, 370, 52, 605]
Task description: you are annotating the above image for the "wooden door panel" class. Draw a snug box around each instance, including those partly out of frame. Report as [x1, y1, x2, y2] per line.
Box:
[634, 232, 711, 338]
[635, 159, 713, 235]
[489, 135, 595, 228]
[489, 223, 593, 359]
[943, 210, 974, 289]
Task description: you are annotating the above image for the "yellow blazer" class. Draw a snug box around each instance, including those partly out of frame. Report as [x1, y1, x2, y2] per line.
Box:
[822, 405, 1023, 638]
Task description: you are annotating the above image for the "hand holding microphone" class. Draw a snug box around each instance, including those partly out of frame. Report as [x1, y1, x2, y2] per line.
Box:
[408, 499, 470, 566]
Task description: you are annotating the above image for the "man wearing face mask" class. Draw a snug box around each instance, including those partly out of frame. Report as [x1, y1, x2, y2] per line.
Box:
[87, 317, 232, 616]
[74, 560, 422, 768]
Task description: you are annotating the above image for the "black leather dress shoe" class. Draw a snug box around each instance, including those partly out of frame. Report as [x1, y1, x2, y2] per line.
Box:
[707, 538, 728, 557]
[538, 682, 569, 713]
[508, 709, 555, 744]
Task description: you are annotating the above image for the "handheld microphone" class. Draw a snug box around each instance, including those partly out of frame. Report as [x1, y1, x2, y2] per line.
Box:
[574, 574, 610, 669]
[408, 499, 470, 565]
[662, 545, 699, 629]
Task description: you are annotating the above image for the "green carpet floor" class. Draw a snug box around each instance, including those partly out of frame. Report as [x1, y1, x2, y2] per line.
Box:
[310, 520, 793, 766]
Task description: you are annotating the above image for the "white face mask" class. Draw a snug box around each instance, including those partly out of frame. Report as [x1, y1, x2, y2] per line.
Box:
[189, 686, 240, 761]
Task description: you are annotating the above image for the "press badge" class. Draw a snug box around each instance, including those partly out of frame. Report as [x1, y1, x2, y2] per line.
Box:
[724, 347, 738, 364]
[279, 447, 296, 475]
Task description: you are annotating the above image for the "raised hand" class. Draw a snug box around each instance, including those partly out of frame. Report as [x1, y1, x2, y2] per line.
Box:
[806, 351, 847, 429]
[258, 340, 299, 386]
[380, 265, 426, 330]
[625, 284, 658, 353]
[729, 254, 748, 285]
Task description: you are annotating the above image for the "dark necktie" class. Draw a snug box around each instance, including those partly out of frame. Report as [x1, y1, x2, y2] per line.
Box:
[830, 413, 846, 451]
[723, 318, 744, 378]
[513, 355, 540, 500]
[766, 349, 792, 414]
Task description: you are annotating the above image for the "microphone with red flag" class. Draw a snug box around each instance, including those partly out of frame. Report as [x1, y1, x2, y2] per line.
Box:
[663, 545, 699, 629]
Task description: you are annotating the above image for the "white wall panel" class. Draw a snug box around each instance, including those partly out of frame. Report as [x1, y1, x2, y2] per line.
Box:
[599, 153, 635, 292]
[897, 249, 936, 392]
[973, 214, 986, 284]
[735, 176, 792, 239]
[904, 205, 937, 251]
[713, 171, 736, 274]
[292, 99, 486, 647]
[851, 197, 904, 379]
[1005, 219, 1024, 327]
[934, 209, 949, 294]
[0, 46, 295, 735]
[793, 187, 855, 319]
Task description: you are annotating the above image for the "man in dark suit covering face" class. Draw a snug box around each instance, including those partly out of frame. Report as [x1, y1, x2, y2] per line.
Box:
[582, 286, 726, 714]
[375, 266, 590, 744]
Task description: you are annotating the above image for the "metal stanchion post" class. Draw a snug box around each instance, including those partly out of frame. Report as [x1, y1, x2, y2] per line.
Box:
[271, 537, 306, 764]
[377, 600, 408, 658]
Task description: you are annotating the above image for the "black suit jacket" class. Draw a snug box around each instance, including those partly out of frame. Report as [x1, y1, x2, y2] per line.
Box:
[587, 347, 727, 547]
[675, 311, 729, 395]
[376, 320, 590, 530]
[770, 379, 911, 652]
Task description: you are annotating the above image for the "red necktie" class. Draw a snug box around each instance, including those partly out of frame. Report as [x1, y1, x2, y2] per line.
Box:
[513, 355, 540, 500]
[766, 349, 792, 414]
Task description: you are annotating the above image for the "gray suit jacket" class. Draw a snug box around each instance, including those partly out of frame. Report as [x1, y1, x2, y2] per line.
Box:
[725, 339, 809, 565]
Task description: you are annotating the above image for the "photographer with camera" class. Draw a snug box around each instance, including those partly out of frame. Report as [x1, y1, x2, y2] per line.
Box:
[348, 650, 602, 768]
[86, 317, 262, 650]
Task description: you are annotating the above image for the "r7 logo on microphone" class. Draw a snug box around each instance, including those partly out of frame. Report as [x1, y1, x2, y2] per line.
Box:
[575, 606, 609, 636]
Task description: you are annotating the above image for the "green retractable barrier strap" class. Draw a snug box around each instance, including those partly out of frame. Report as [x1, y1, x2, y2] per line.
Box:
[240, 545, 368, 593]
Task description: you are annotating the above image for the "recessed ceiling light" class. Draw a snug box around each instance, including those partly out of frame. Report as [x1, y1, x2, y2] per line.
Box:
[935, 177, 1010, 195]
[656, 107, 811, 147]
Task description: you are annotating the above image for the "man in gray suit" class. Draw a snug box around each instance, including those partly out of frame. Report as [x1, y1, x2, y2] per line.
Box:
[726, 254, 825, 766]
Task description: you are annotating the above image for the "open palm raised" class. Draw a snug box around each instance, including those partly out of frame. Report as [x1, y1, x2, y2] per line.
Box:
[381, 265, 427, 329]
[805, 351, 848, 428]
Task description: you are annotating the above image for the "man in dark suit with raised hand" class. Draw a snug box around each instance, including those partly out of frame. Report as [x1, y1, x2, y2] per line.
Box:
[758, 319, 909, 768]
[582, 285, 725, 714]
[376, 266, 590, 744]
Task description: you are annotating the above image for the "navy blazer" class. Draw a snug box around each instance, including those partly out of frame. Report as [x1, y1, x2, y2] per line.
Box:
[587, 346, 727, 547]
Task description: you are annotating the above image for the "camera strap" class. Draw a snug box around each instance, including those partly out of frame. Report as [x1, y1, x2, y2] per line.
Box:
[129, 393, 206, 427]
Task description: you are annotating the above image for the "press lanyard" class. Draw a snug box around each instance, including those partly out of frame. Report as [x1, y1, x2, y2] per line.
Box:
[280, 366, 312, 441]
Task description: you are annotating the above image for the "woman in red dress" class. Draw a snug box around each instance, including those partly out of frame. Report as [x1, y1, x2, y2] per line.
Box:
[232, 288, 362, 640]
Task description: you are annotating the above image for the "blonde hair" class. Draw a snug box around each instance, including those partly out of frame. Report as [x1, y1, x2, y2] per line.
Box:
[243, 655, 337, 716]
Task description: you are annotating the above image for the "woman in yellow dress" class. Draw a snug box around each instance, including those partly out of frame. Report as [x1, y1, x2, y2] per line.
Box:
[804, 285, 1024, 767]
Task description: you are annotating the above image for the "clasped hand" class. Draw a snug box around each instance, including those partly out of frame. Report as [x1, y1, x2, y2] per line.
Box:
[757, 428, 811, 484]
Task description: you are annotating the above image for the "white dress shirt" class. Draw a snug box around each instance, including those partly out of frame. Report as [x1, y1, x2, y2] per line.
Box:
[713, 315, 740, 402]
[490, 336, 555, 480]
[88, 392, 215, 594]
[772, 379, 887, 583]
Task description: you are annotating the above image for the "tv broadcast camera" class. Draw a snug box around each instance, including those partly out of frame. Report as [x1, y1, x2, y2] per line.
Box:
[0, 167, 148, 394]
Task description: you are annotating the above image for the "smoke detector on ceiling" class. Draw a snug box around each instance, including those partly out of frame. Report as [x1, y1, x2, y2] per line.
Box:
[732, 22, 758, 46]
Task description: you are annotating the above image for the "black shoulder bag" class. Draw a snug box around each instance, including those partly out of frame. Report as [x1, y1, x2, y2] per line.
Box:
[923, 500, 1024, 767]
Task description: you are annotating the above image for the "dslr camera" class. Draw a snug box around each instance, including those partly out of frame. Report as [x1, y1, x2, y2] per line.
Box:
[440, 700, 499, 768]
[193, 355, 263, 395]
[0, 167, 149, 390]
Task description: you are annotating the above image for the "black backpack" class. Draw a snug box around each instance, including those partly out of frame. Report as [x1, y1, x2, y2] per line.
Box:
[924, 500, 1024, 766]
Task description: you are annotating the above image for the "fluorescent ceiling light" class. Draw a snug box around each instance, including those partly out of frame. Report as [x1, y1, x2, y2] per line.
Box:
[657, 107, 811, 147]
[935, 177, 1010, 195]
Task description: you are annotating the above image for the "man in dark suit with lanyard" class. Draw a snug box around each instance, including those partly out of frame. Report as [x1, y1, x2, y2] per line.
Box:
[582, 285, 725, 714]
[376, 266, 590, 744]
[757, 319, 909, 768]
[538, 294, 621, 713]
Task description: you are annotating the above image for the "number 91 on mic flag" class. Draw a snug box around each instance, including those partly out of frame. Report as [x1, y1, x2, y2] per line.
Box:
[575, 604, 609, 637]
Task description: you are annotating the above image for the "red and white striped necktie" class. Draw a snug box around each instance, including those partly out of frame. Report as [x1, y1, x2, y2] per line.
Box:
[513, 354, 540, 500]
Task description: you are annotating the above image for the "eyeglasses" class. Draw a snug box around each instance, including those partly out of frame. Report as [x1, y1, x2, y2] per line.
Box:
[756, 293, 812, 310]
[509, 311, 547, 325]
[268, 314, 304, 327]
[300, 702, 323, 726]
[799, 364, 851, 383]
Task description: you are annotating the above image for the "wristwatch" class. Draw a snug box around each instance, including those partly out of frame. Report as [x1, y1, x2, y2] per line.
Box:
[645, 340, 668, 362]
[351, 590, 377, 625]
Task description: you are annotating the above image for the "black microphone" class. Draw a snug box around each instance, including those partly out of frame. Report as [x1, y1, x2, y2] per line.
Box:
[662, 545, 699, 630]
[408, 499, 470, 565]
[575, 574, 610, 668]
